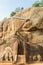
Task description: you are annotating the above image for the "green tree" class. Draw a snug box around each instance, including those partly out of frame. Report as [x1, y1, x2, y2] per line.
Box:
[15, 7, 24, 13]
[10, 7, 24, 17]
[32, 0, 40, 7]
[32, 1, 40, 7]
[32, 0, 43, 7]
[40, 0, 43, 6]
[10, 12, 16, 17]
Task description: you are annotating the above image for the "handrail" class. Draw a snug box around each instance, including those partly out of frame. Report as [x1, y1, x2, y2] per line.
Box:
[0, 17, 30, 45]
[10, 16, 30, 21]
[0, 21, 26, 45]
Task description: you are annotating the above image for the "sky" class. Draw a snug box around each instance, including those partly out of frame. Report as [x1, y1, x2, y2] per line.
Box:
[0, 0, 37, 21]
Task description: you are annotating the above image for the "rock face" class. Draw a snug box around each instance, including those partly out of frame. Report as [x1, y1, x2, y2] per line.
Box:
[0, 7, 43, 63]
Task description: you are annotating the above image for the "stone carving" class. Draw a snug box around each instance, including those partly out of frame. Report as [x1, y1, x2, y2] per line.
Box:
[0, 7, 43, 64]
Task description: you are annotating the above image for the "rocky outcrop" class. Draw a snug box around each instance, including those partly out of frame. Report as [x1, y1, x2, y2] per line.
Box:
[0, 7, 43, 63]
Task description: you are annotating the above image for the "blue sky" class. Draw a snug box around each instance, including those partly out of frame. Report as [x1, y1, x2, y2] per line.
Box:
[0, 0, 37, 21]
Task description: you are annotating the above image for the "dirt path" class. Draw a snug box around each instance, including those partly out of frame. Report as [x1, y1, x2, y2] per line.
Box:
[0, 62, 43, 65]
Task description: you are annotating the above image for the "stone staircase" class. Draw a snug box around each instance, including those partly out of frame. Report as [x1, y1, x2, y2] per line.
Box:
[17, 55, 26, 64]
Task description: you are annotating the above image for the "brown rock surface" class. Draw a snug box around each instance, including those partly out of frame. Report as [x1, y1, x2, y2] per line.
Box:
[0, 7, 43, 64]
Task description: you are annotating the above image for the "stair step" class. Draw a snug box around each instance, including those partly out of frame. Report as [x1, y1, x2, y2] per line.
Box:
[17, 55, 26, 64]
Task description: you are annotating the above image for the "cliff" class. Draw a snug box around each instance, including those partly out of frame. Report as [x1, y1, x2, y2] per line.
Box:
[0, 7, 43, 64]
